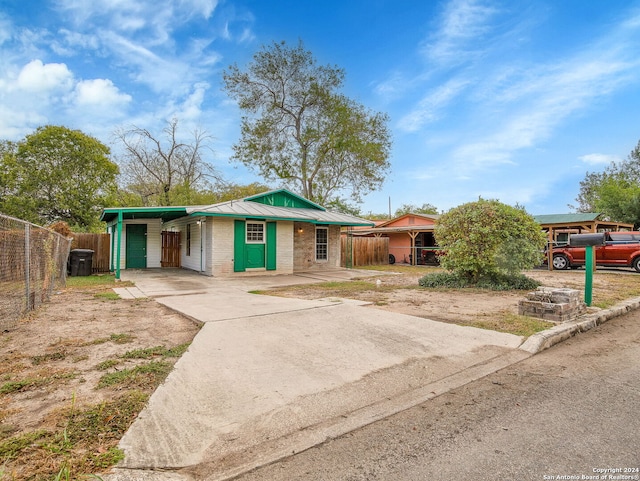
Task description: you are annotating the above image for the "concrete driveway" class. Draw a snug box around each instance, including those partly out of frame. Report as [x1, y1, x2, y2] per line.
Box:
[108, 269, 527, 481]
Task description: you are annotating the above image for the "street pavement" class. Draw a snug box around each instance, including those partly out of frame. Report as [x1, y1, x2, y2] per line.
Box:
[105, 268, 640, 481]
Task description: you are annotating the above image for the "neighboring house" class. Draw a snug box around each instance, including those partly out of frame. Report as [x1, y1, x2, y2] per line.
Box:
[348, 213, 440, 265]
[534, 213, 634, 246]
[100, 189, 374, 279]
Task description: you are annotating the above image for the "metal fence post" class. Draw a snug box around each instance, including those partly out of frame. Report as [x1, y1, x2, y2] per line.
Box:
[24, 223, 31, 311]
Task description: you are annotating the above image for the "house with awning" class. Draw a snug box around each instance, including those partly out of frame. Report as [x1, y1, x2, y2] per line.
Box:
[346, 213, 440, 265]
[534, 213, 634, 246]
[100, 189, 374, 279]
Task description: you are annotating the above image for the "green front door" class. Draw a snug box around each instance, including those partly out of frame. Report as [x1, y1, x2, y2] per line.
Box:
[126, 224, 147, 268]
[245, 243, 265, 268]
[234, 221, 276, 271]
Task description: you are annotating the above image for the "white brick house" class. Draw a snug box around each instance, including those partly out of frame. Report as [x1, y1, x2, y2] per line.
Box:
[100, 189, 373, 279]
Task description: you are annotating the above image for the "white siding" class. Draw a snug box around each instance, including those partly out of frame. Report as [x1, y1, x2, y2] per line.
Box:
[162, 217, 205, 273]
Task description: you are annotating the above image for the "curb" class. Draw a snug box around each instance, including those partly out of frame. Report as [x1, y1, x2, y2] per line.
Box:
[519, 296, 640, 353]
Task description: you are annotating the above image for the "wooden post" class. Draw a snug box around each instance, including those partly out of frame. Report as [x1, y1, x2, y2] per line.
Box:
[408, 231, 419, 265]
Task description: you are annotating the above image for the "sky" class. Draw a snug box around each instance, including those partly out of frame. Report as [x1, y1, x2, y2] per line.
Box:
[1, 0, 640, 217]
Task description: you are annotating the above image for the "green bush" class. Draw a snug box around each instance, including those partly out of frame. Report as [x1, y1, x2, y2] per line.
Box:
[419, 271, 540, 291]
[434, 199, 547, 283]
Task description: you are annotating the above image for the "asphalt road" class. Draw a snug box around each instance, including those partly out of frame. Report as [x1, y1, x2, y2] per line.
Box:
[234, 309, 640, 481]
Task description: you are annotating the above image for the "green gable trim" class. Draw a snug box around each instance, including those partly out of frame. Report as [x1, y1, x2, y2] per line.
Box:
[244, 189, 325, 211]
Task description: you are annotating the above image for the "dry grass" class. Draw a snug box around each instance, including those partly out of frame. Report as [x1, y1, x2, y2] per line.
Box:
[258, 266, 640, 337]
[0, 278, 199, 480]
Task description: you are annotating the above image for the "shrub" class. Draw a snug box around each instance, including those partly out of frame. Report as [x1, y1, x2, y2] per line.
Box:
[435, 199, 547, 283]
[419, 271, 540, 291]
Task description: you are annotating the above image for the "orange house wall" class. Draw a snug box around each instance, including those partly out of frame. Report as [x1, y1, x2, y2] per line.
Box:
[388, 234, 412, 263]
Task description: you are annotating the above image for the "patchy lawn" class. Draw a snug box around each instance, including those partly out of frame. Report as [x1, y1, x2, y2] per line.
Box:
[0, 275, 200, 480]
[257, 266, 640, 336]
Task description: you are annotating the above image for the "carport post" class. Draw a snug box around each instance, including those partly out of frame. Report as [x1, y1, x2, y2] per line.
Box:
[584, 245, 594, 306]
[116, 211, 122, 280]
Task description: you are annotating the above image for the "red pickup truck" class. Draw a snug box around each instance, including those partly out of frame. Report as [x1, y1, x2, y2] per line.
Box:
[551, 231, 640, 272]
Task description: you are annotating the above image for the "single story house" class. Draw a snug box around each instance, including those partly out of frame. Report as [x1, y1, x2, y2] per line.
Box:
[347, 213, 440, 265]
[100, 189, 374, 279]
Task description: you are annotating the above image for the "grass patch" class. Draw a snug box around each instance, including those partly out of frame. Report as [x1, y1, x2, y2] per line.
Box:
[357, 264, 442, 276]
[121, 343, 190, 360]
[95, 359, 120, 371]
[109, 333, 135, 344]
[30, 351, 66, 365]
[591, 273, 640, 308]
[65, 274, 132, 289]
[419, 271, 541, 291]
[87, 333, 136, 346]
[0, 371, 77, 394]
[93, 292, 120, 301]
[97, 361, 173, 389]
[467, 312, 555, 337]
[0, 391, 147, 479]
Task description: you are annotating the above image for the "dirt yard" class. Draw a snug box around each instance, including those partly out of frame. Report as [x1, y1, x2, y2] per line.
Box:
[0, 283, 200, 479]
[262, 267, 640, 327]
[1, 266, 638, 479]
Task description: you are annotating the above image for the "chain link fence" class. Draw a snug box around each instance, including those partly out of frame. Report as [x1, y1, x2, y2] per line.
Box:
[0, 213, 71, 331]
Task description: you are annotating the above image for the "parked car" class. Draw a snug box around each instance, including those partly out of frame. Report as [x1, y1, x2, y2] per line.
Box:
[551, 231, 640, 272]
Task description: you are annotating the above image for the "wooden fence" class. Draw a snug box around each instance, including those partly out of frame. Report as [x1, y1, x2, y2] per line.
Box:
[71, 233, 111, 273]
[161, 231, 181, 267]
[341, 236, 389, 267]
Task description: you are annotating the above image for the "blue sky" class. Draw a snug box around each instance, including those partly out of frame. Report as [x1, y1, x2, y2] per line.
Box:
[2, 0, 640, 216]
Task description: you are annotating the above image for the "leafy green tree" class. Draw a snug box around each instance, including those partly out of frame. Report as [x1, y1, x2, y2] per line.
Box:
[575, 140, 640, 228]
[210, 182, 271, 203]
[0, 126, 118, 231]
[394, 202, 439, 217]
[223, 40, 391, 205]
[115, 118, 220, 206]
[434, 199, 546, 283]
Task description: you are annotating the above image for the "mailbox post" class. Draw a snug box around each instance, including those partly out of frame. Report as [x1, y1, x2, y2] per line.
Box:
[569, 233, 605, 306]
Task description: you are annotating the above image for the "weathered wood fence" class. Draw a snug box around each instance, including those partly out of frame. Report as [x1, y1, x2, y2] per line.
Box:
[71, 233, 111, 273]
[341, 236, 389, 267]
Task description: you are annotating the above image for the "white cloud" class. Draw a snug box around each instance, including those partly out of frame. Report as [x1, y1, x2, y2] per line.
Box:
[397, 78, 470, 132]
[421, 0, 498, 65]
[0, 14, 12, 46]
[15, 59, 74, 93]
[578, 153, 621, 166]
[55, 0, 219, 43]
[74, 78, 132, 107]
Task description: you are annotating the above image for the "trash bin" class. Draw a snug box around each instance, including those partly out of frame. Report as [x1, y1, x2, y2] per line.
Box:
[69, 249, 94, 276]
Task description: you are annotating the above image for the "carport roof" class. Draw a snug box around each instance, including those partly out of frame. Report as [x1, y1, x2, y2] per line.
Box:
[533, 213, 602, 224]
[100, 206, 190, 223]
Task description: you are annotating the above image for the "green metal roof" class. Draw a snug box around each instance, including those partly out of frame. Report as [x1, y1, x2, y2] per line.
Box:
[533, 213, 601, 225]
[100, 206, 189, 223]
[99, 189, 373, 226]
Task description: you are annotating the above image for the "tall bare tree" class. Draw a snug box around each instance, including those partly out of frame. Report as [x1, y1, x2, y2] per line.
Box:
[115, 118, 220, 206]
